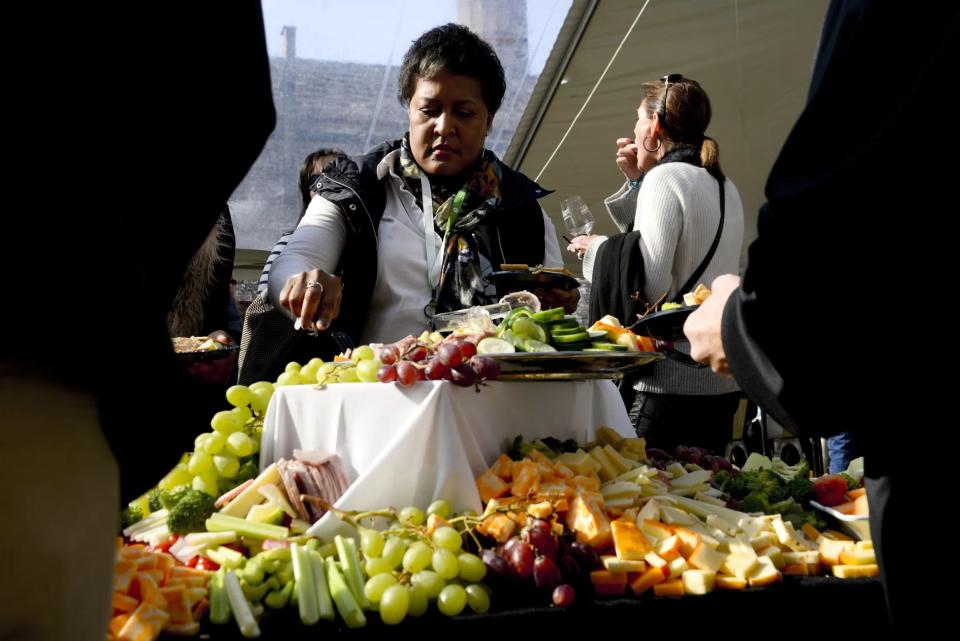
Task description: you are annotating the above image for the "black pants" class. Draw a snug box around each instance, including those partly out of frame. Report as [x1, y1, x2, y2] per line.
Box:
[631, 391, 742, 457]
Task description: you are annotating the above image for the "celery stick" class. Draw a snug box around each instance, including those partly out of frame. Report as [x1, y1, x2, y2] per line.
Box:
[223, 570, 261, 638]
[219, 464, 281, 518]
[334, 535, 370, 609]
[291, 544, 319, 625]
[260, 546, 292, 563]
[261, 558, 282, 574]
[207, 546, 246, 570]
[122, 509, 169, 538]
[206, 513, 289, 540]
[240, 579, 272, 603]
[239, 558, 264, 585]
[308, 549, 335, 621]
[182, 531, 237, 547]
[275, 560, 294, 585]
[325, 557, 366, 629]
[264, 580, 294, 609]
[209, 570, 232, 625]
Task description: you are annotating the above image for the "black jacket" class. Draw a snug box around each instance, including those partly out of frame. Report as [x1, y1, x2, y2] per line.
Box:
[316, 139, 552, 345]
[721, 0, 958, 626]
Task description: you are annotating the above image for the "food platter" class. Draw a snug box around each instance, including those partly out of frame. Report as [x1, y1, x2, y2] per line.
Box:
[487, 270, 581, 296]
[809, 500, 871, 541]
[488, 350, 663, 381]
[629, 306, 697, 341]
[173, 342, 240, 363]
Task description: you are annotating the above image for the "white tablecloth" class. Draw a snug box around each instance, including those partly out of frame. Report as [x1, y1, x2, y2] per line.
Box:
[260, 380, 633, 539]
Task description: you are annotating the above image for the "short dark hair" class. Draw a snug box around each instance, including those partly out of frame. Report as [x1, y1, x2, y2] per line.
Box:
[398, 23, 506, 114]
[299, 147, 345, 217]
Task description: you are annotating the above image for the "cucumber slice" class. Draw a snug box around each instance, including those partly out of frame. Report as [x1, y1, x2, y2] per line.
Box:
[532, 307, 565, 323]
[550, 326, 588, 337]
[521, 339, 557, 353]
[547, 318, 581, 330]
[502, 306, 534, 327]
[551, 331, 590, 344]
[499, 329, 523, 349]
[512, 317, 547, 343]
[477, 337, 516, 354]
[589, 342, 628, 351]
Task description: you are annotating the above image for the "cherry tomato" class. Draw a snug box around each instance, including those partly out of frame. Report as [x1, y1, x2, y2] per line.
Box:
[185, 555, 220, 571]
[155, 535, 179, 554]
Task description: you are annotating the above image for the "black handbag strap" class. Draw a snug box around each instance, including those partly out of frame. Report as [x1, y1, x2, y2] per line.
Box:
[673, 177, 725, 303]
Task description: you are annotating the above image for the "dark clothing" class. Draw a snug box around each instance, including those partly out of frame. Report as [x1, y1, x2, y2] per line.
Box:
[588, 230, 646, 327]
[633, 391, 742, 457]
[721, 0, 958, 626]
[4, 2, 275, 503]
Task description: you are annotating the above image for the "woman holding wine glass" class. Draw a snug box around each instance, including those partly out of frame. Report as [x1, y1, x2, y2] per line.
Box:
[567, 75, 745, 455]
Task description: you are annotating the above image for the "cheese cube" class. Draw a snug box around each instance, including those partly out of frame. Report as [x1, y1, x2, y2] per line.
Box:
[681, 569, 717, 595]
[747, 556, 782, 587]
[611, 519, 652, 560]
[688, 542, 725, 573]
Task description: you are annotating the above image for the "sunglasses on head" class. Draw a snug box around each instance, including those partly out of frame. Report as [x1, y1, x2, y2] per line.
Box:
[658, 73, 683, 130]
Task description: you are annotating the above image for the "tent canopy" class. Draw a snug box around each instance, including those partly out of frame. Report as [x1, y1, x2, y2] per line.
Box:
[505, 0, 828, 273]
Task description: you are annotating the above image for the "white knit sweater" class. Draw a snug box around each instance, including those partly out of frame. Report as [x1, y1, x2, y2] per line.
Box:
[583, 163, 744, 395]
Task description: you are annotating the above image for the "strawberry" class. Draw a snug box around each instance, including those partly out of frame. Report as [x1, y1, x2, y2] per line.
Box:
[812, 474, 849, 506]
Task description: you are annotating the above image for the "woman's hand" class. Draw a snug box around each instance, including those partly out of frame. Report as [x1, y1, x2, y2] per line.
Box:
[279, 268, 343, 331]
[684, 274, 740, 375]
[566, 234, 597, 259]
[616, 137, 642, 182]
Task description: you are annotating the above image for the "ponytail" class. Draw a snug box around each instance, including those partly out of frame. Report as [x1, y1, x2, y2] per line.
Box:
[700, 136, 723, 181]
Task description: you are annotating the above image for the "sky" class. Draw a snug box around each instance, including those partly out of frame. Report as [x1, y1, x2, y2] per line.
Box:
[261, 0, 572, 74]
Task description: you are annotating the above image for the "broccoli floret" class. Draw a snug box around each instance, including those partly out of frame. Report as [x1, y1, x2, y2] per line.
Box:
[147, 488, 164, 512]
[793, 460, 811, 480]
[534, 438, 561, 458]
[798, 509, 829, 532]
[840, 472, 860, 490]
[769, 497, 799, 515]
[234, 458, 260, 485]
[785, 476, 814, 503]
[167, 489, 217, 534]
[507, 435, 533, 461]
[160, 485, 191, 510]
[120, 506, 144, 530]
[740, 491, 771, 514]
[751, 470, 788, 501]
[217, 477, 236, 497]
[724, 473, 751, 499]
[712, 470, 733, 492]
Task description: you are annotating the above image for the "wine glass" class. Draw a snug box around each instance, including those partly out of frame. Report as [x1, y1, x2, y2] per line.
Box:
[561, 195, 595, 236]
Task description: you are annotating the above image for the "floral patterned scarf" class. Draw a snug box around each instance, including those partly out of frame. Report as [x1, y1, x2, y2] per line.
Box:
[399, 135, 503, 313]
